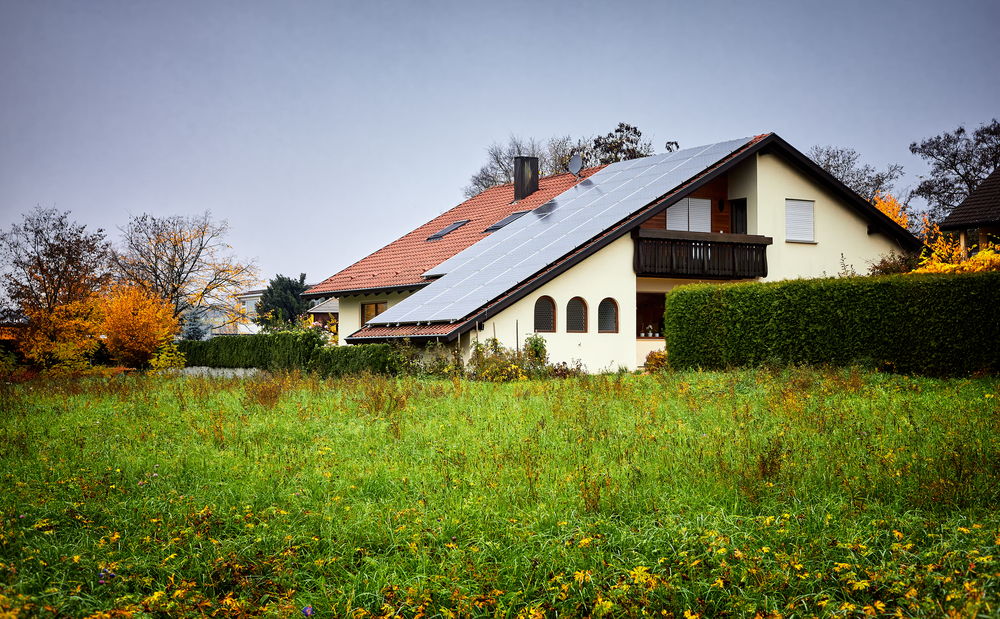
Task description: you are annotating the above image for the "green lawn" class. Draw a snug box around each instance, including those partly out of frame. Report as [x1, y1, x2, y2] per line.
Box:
[2, 368, 999, 618]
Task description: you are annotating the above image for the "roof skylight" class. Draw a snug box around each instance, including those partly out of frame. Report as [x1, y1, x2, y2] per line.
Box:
[426, 220, 470, 241]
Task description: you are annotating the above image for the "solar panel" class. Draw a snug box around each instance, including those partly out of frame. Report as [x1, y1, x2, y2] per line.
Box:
[373, 137, 753, 326]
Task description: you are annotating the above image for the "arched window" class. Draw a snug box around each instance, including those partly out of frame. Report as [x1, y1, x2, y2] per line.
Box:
[566, 297, 587, 333]
[598, 298, 618, 333]
[533, 296, 556, 332]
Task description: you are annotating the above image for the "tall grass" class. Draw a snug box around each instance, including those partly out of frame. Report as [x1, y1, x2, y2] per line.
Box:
[1, 368, 999, 617]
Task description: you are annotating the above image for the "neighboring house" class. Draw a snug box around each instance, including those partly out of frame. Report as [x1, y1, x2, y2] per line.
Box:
[939, 166, 1000, 252]
[314, 134, 920, 371]
[307, 297, 339, 327]
[234, 288, 265, 335]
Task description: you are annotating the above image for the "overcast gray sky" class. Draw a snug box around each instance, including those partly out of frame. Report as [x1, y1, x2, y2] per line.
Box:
[1, 0, 997, 287]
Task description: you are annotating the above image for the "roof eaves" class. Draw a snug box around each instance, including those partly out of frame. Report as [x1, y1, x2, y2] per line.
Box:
[756, 134, 922, 251]
[319, 283, 431, 298]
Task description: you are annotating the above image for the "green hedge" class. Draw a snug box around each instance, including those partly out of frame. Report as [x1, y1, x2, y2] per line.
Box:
[309, 343, 399, 378]
[177, 332, 398, 376]
[663, 271, 1000, 376]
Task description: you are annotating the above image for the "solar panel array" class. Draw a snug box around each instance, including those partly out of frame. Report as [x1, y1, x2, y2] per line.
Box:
[370, 137, 753, 325]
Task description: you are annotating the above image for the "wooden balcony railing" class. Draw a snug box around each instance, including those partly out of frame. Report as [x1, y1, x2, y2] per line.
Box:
[632, 229, 772, 279]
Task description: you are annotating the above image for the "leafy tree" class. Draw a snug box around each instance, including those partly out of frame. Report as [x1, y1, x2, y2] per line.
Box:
[254, 273, 310, 329]
[113, 211, 259, 330]
[19, 298, 104, 372]
[0, 206, 112, 321]
[0, 207, 112, 369]
[100, 284, 178, 367]
[909, 119, 1000, 222]
[872, 193, 909, 229]
[591, 122, 657, 164]
[808, 145, 905, 204]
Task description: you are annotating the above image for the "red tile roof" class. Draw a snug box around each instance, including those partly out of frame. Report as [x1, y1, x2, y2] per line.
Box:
[347, 323, 458, 339]
[305, 168, 603, 297]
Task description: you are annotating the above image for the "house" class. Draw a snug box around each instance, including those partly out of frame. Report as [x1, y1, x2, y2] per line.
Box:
[314, 133, 921, 371]
[939, 166, 1000, 252]
[234, 288, 265, 335]
[306, 297, 339, 327]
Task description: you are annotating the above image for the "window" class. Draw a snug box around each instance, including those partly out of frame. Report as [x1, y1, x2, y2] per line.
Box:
[566, 297, 587, 332]
[362, 302, 387, 324]
[731, 198, 748, 235]
[427, 220, 470, 241]
[597, 298, 618, 333]
[484, 210, 529, 233]
[533, 296, 555, 332]
[785, 199, 814, 242]
[665, 198, 712, 233]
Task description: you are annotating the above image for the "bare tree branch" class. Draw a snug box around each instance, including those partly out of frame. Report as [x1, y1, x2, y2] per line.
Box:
[114, 212, 259, 329]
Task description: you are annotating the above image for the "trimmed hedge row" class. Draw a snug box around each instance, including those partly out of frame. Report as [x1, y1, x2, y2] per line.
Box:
[177, 331, 398, 376]
[663, 271, 1000, 376]
[309, 344, 399, 378]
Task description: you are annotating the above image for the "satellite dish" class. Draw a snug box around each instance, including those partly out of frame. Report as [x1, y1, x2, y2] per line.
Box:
[568, 154, 583, 175]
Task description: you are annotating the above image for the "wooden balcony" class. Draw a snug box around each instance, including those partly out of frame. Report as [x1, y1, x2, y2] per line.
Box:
[632, 229, 773, 279]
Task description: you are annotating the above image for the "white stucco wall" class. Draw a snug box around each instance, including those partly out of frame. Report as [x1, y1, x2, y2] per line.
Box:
[337, 290, 413, 346]
[752, 153, 903, 281]
[473, 235, 638, 372]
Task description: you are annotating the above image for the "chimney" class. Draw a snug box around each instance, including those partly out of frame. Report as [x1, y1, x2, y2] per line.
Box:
[513, 156, 539, 201]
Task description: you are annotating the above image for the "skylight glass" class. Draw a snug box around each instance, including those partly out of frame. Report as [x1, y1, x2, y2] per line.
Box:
[426, 219, 470, 241]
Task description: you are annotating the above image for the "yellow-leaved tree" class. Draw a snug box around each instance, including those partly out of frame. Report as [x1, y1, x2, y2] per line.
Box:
[100, 285, 180, 368]
[21, 298, 104, 373]
[872, 193, 909, 230]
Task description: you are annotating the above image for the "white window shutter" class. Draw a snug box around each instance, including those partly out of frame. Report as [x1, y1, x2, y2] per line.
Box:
[666, 199, 688, 231]
[785, 199, 814, 242]
[688, 198, 712, 233]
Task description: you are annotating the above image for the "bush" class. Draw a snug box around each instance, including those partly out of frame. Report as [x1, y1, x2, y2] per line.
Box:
[643, 349, 670, 372]
[309, 343, 399, 378]
[179, 332, 399, 377]
[664, 271, 1000, 376]
[177, 331, 322, 371]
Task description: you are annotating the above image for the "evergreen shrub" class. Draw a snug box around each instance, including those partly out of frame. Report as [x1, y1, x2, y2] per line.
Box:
[309, 343, 399, 378]
[177, 331, 397, 376]
[663, 271, 1000, 376]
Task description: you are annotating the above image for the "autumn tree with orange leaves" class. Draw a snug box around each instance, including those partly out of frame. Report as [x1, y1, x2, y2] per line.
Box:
[113, 212, 259, 332]
[100, 285, 179, 367]
[0, 207, 113, 370]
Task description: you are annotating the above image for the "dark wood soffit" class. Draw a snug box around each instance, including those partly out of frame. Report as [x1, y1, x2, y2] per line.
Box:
[316, 284, 429, 298]
[633, 228, 773, 245]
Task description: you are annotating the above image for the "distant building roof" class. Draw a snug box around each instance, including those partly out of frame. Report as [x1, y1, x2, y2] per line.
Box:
[940, 167, 1000, 230]
[307, 298, 340, 314]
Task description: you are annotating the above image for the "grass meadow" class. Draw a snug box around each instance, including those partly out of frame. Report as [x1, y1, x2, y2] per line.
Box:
[2, 368, 1000, 618]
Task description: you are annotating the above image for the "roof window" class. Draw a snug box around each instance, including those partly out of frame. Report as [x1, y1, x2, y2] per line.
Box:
[426, 220, 470, 241]
[484, 210, 529, 233]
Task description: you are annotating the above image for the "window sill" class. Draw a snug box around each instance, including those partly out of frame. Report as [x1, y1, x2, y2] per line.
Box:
[785, 240, 818, 244]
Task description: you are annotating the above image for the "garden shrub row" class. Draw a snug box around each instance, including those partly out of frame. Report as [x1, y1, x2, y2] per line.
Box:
[663, 271, 1000, 376]
[177, 331, 398, 376]
[309, 343, 399, 378]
